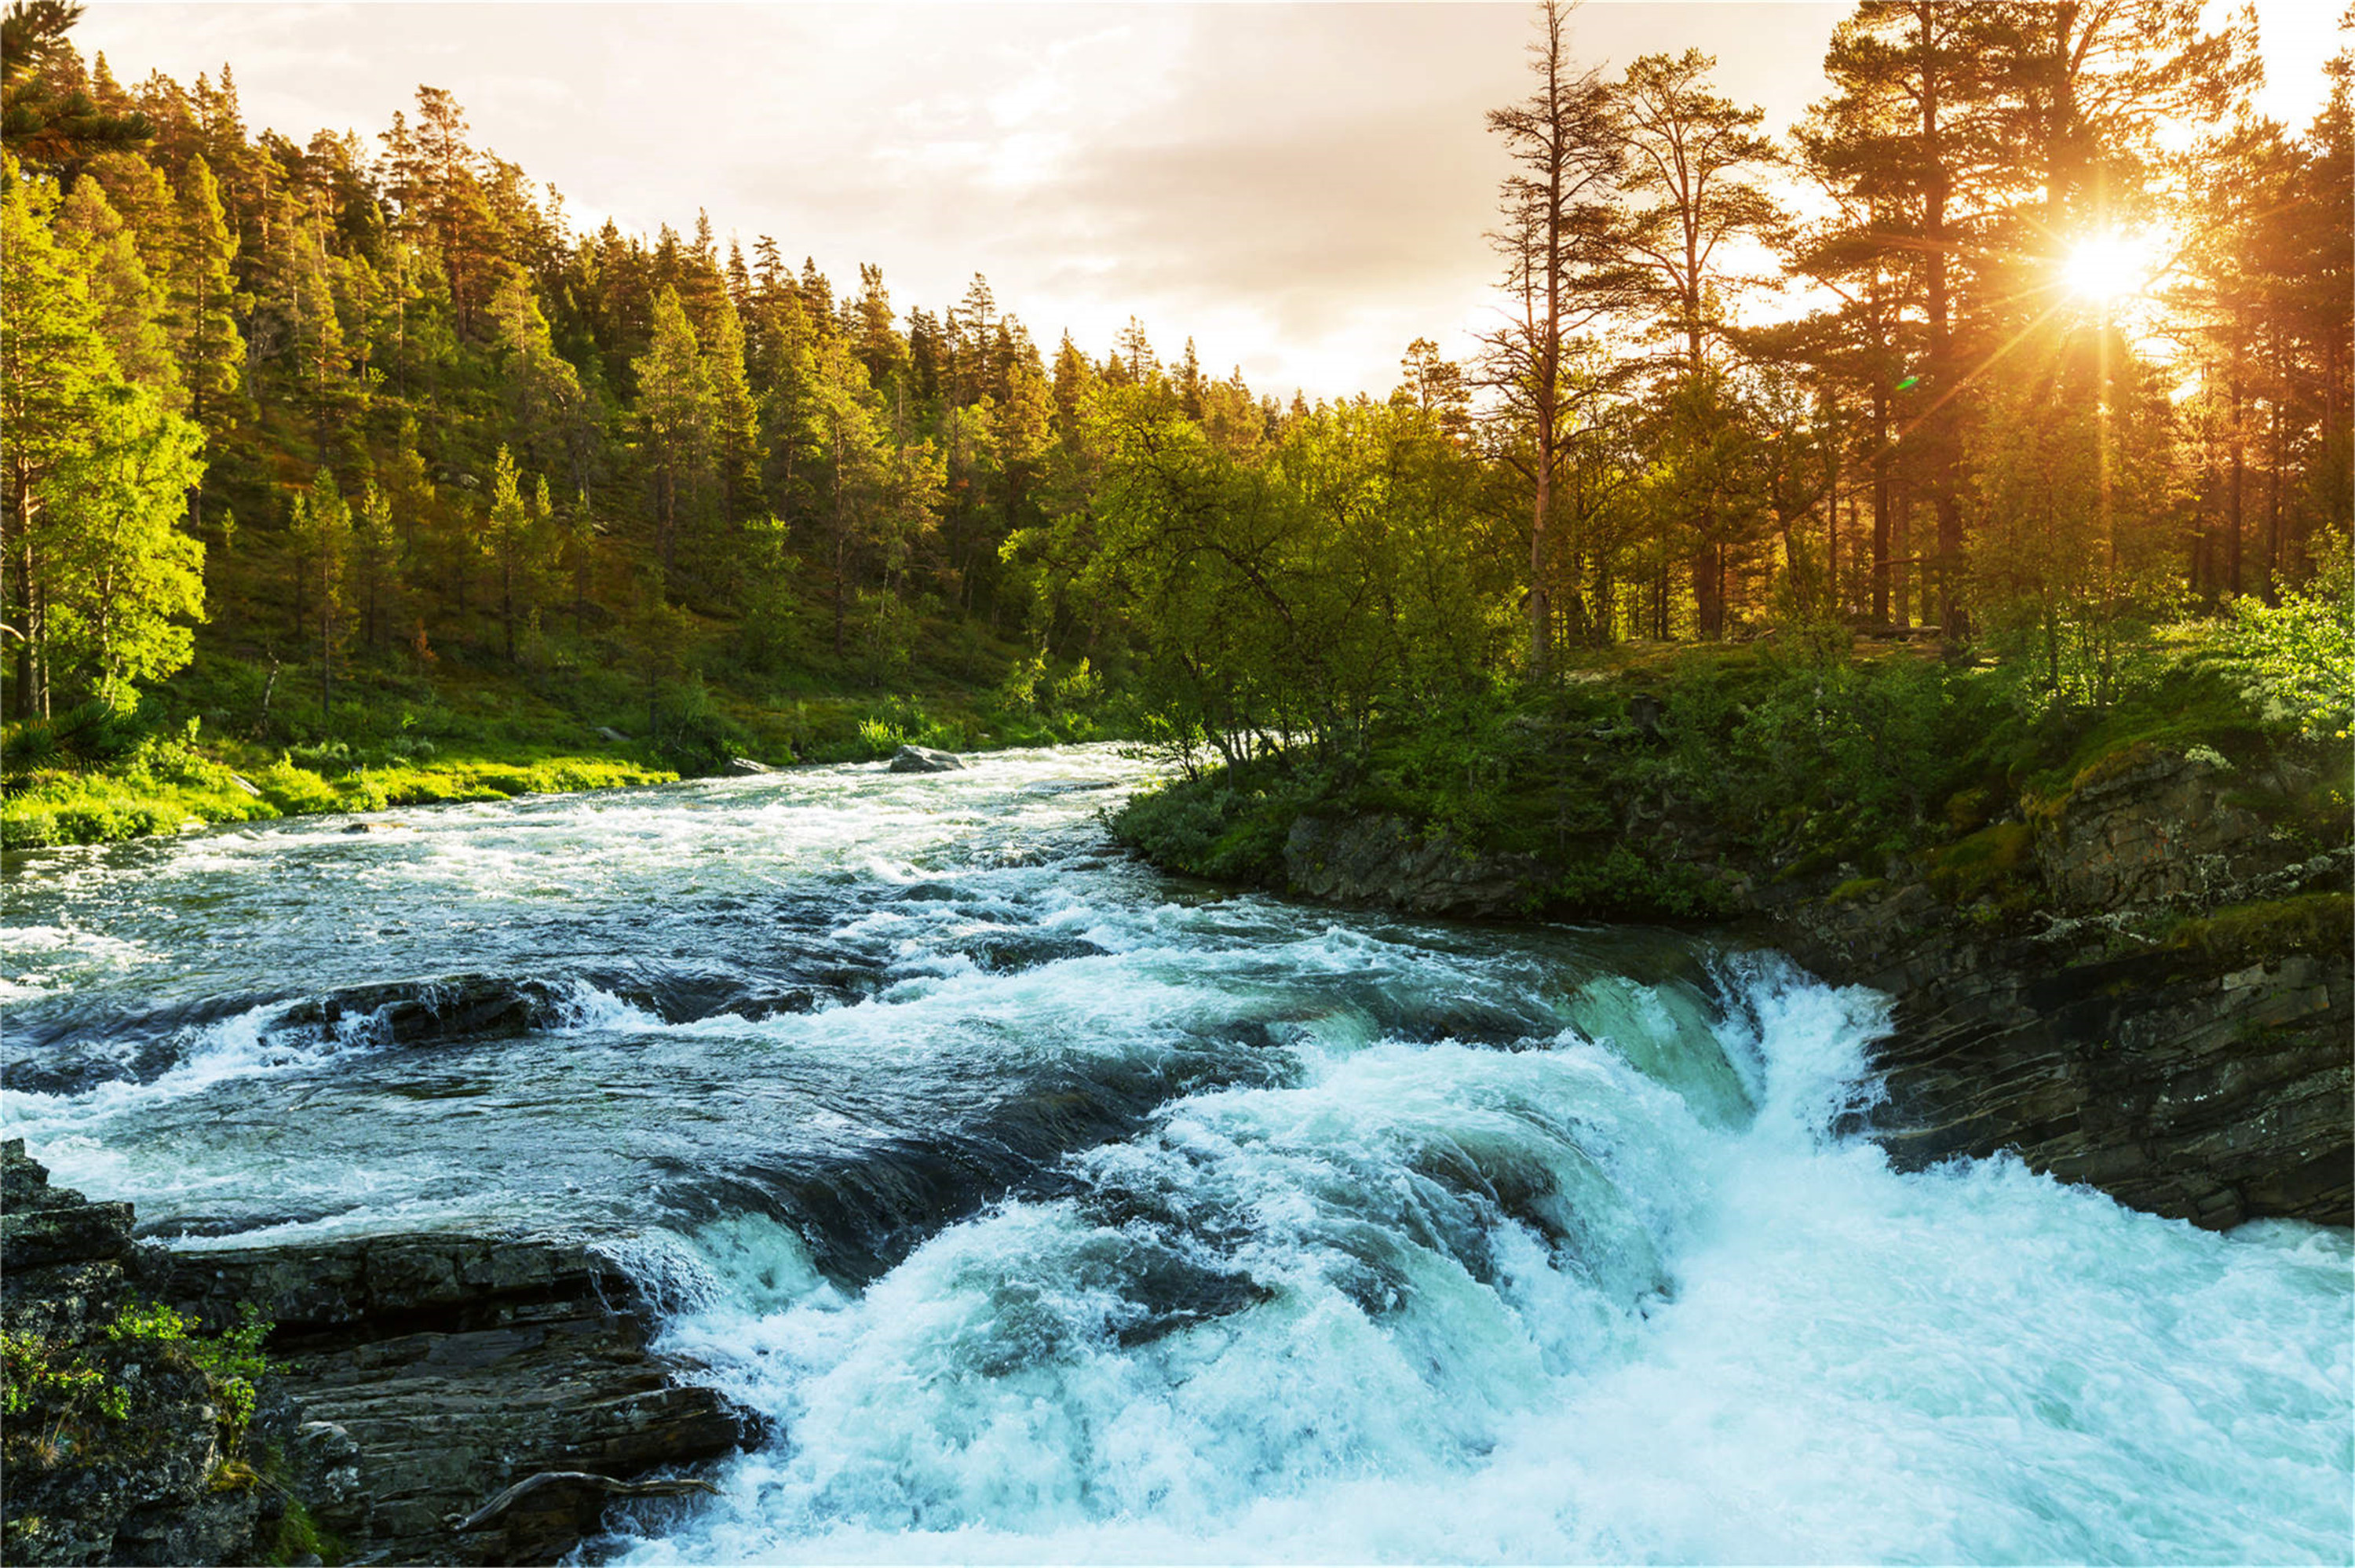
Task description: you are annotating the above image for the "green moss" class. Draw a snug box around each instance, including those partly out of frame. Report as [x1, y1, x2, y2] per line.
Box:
[1826, 876, 1886, 904]
[1923, 821, 2035, 903]
[264, 1496, 345, 1567]
[2160, 892, 2353, 969]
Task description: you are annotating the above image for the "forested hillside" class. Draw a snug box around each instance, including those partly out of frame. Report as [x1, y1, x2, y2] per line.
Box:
[2, 0, 2349, 852]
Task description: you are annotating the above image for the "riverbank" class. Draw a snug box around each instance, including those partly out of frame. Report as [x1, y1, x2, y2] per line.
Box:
[1, 660, 1122, 851]
[1111, 639, 2354, 1228]
[1, 1140, 752, 1567]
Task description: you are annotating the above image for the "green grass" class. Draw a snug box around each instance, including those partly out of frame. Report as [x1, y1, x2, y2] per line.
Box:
[0, 740, 677, 851]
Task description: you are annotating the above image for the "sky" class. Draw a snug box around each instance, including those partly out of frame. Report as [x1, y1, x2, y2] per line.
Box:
[76, 2, 2347, 403]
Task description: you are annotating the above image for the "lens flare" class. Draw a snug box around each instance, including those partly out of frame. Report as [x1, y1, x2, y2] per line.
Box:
[2063, 233, 2153, 304]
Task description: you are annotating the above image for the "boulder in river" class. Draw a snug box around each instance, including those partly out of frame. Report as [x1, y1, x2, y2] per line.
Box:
[888, 744, 964, 774]
[723, 757, 775, 775]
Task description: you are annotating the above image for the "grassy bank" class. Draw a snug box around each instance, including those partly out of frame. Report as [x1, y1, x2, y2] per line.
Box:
[1112, 619, 2353, 925]
[2, 642, 1122, 852]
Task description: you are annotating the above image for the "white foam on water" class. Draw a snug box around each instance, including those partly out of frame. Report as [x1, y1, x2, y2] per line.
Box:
[614, 957, 2353, 1567]
[5, 746, 2346, 1564]
[2, 1000, 371, 1132]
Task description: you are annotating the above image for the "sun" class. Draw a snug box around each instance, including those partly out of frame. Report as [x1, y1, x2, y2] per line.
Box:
[2062, 233, 2155, 304]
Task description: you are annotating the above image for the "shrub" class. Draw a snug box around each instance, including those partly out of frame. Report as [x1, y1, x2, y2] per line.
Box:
[106, 1300, 275, 1455]
[2200, 538, 2355, 741]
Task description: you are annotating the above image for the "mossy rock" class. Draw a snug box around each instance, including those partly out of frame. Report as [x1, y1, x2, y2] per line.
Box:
[2160, 892, 2353, 970]
[1923, 820, 2035, 903]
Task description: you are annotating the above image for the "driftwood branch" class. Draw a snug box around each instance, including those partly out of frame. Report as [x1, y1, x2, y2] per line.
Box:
[452, 1471, 720, 1533]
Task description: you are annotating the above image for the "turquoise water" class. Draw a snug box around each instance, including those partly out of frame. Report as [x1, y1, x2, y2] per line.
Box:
[4, 746, 2347, 1564]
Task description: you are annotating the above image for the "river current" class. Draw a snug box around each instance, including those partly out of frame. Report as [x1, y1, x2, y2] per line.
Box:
[3, 746, 2348, 1564]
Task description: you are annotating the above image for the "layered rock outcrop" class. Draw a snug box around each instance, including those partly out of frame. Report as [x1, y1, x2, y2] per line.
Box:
[1, 1142, 263, 1567]
[155, 1232, 753, 1565]
[1283, 815, 1543, 919]
[1, 1141, 754, 1566]
[1780, 866, 2351, 1227]
[1223, 747, 2353, 1230]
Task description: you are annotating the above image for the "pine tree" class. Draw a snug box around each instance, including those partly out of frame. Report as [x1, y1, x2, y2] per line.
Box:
[285, 467, 352, 719]
[1805, 0, 2017, 634]
[54, 173, 179, 402]
[351, 478, 396, 653]
[488, 268, 590, 489]
[2, 154, 118, 718]
[484, 444, 534, 662]
[1479, 0, 1634, 674]
[706, 296, 764, 522]
[631, 286, 714, 579]
[166, 154, 244, 439]
[849, 262, 906, 393]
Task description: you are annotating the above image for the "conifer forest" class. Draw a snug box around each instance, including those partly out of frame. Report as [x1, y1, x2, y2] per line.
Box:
[2, 0, 2346, 846]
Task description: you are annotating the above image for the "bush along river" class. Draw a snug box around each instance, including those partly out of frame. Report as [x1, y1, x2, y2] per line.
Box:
[2, 746, 2348, 1564]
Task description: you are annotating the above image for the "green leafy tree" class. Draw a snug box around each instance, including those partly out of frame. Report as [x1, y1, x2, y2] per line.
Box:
[44, 382, 206, 704]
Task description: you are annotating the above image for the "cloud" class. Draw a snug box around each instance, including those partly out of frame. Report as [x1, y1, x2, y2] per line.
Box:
[90, 2, 2328, 397]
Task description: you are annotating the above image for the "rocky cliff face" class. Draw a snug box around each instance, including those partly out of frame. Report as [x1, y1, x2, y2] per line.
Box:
[1245, 748, 2353, 1230]
[1283, 815, 1543, 919]
[1779, 864, 2350, 1229]
[1, 1141, 754, 1566]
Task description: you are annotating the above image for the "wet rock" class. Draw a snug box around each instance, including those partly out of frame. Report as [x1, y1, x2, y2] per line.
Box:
[2, 1142, 752, 1566]
[1283, 815, 1543, 919]
[1772, 753, 2353, 1231]
[1792, 895, 2353, 1228]
[281, 972, 571, 1048]
[152, 1231, 755, 1566]
[455, 1471, 717, 1562]
[888, 744, 964, 773]
[1, 1154, 133, 1275]
[722, 757, 774, 775]
[1, 1142, 261, 1568]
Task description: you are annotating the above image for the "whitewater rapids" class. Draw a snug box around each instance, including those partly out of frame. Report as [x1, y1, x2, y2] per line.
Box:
[3, 746, 2346, 1564]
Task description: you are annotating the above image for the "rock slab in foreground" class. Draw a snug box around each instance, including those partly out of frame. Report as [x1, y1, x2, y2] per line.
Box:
[155, 1231, 755, 1565]
[2, 1137, 754, 1566]
[887, 744, 963, 773]
[2, 1140, 261, 1567]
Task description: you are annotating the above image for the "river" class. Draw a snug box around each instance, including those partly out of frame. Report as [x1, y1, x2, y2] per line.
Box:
[3, 745, 2348, 1563]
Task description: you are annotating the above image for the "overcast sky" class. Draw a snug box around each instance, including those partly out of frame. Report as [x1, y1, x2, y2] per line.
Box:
[78, 2, 2344, 401]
